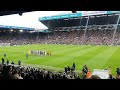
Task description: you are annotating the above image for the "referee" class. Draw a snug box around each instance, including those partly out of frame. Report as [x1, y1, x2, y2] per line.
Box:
[4, 54, 6, 58]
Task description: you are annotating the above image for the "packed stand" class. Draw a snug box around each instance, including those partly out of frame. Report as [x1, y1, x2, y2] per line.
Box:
[0, 28, 120, 46]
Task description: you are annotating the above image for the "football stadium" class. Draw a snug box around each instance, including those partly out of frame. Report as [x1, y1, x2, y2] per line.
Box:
[0, 11, 120, 79]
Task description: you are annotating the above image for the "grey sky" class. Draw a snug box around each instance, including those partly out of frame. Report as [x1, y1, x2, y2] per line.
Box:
[0, 11, 72, 30]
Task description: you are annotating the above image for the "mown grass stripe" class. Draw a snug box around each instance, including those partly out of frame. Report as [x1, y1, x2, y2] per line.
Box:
[84, 46, 118, 72]
[26, 46, 92, 65]
[57, 46, 107, 69]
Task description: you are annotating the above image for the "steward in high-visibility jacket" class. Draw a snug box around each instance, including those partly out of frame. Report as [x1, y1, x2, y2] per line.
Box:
[86, 70, 91, 78]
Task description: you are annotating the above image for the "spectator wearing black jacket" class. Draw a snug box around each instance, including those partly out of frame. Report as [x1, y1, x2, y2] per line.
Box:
[1, 66, 12, 79]
[82, 65, 88, 79]
[6, 59, 9, 65]
[64, 66, 68, 74]
[2, 58, 4, 65]
[18, 60, 21, 65]
[11, 61, 14, 65]
[116, 68, 120, 75]
[72, 62, 75, 70]
[67, 66, 70, 72]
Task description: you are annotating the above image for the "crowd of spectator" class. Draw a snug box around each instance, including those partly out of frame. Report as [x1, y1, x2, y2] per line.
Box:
[1, 58, 120, 79]
[0, 59, 81, 79]
[0, 29, 120, 79]
[0, 29, 120, 46]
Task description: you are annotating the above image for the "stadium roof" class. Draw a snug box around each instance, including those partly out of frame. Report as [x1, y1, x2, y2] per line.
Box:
[39, 11, 120, 30]
[39, 11, 120, 21]
[0, 11, 31, 16]
[0, 25, 34, 30]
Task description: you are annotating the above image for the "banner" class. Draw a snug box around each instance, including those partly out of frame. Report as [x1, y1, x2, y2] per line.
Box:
[39, 13, 82, 20]
[0, 43, 11, 46]
[92, 69, 109, 79]
[82, 11, 107, 16]
[0, 25, 34, 30]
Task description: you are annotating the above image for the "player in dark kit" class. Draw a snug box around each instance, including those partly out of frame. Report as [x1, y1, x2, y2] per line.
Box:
[4, 54, 6, 58]
[47, 52, 49, 56]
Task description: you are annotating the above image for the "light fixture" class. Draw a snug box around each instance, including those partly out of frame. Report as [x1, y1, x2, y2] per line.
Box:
[20, 29, 23, 32]
[10, 29, 13, 32]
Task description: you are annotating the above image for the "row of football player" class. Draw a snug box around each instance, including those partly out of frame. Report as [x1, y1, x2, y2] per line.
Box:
[30, 50, 52, 56]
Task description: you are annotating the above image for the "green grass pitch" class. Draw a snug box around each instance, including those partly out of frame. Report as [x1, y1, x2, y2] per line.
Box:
[0, 44, 120, 76]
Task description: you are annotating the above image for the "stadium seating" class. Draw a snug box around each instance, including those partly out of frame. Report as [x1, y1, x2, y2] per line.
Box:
[0, 27, 120, 79]
[0, 29, 119, 46]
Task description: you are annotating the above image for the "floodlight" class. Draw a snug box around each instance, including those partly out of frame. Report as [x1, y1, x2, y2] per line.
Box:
[10, 29, 13, 32]
[20, 30, 23, 32]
